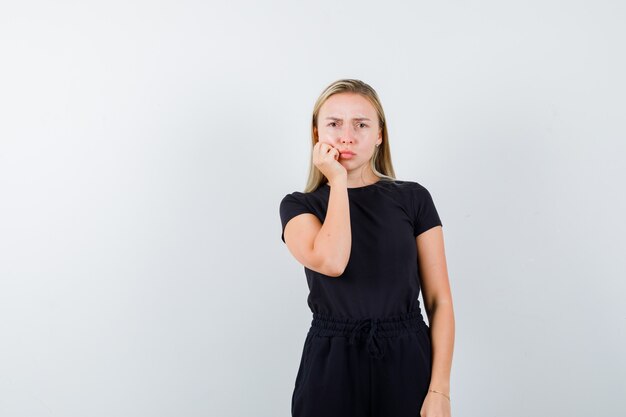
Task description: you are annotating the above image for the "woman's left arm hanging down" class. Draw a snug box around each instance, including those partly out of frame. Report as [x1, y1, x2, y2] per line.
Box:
[416, 225, 454, 416]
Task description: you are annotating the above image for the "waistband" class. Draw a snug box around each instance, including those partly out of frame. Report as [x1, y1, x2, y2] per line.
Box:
[308, 309, 428, 360]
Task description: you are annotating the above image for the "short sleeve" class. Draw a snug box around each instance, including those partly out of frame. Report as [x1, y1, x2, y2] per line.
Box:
[279, 193, 313, 243]
[412, 185, 443, 237]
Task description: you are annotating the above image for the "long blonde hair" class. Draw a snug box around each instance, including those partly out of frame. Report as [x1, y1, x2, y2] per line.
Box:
[304, 79, 396, 193]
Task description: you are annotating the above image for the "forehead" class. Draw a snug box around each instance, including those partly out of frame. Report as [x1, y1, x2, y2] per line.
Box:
[319, 93, 376, 118]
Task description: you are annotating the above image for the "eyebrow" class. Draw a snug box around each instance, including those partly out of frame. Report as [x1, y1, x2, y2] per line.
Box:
[324, 117, 371, 121]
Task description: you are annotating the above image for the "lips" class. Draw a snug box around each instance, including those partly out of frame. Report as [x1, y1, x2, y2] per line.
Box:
[339, 150, 355, 155]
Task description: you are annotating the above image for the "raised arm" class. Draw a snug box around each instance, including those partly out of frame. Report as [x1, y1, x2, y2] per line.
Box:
[283, 178, 351, 277]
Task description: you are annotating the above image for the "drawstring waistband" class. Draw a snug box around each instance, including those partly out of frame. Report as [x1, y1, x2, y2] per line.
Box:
[309, 309, 427, 360]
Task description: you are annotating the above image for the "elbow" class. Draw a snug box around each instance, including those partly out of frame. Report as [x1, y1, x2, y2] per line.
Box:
[326, 266, 345, 278]
[322, 260, 347, 278]
[311, 245, 350, 277]
[305, 251, 346, 277]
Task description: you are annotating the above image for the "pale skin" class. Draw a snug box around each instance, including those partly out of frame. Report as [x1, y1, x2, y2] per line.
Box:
[283, 92, 454, 417]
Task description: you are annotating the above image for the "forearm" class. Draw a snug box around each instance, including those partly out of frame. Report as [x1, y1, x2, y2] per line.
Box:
[313, 180, 351, 276]
[427, 299, 455, 393]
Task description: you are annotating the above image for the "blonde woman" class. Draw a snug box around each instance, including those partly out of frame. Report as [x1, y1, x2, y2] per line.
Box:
[279, 79, 454, 417]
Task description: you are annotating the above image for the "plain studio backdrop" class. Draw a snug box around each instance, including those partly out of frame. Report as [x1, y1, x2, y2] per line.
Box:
[1, 1, 624, 416]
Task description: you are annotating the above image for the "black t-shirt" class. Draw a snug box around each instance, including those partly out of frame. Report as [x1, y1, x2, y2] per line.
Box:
[279, 178, 443, 320]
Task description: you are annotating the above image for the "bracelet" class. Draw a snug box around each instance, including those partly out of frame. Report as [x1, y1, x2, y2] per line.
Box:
[428, 389, 450, 401]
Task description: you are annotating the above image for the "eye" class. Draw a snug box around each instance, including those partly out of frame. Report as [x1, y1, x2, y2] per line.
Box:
[328, 122, 338, 127]
[358, 122, 368, 128]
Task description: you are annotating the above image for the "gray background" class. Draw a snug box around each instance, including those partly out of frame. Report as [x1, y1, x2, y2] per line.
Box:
[1, 1, 625, 416]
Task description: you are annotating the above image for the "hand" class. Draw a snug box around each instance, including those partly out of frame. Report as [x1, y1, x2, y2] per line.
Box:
[420, 390, 451, 417]
[312, 141, 347, 184]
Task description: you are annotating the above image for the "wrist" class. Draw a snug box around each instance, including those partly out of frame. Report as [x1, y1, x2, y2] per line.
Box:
[328, 177, 347, 187]
[428, 388, 451, 401]
[428, 383, 449, 393]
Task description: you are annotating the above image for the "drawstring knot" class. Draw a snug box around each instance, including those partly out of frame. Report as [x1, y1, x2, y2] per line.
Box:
[348, 318, 384, 359]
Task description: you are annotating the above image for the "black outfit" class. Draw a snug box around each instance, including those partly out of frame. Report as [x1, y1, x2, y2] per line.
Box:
[279, 178, 443, 417]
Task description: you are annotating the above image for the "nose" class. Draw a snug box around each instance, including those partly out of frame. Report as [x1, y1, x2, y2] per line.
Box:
[339, 125, 356, 143]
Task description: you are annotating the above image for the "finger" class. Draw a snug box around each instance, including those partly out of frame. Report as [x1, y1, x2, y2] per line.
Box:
[317, 142, 330, 157]
[322, 143, 336, 155]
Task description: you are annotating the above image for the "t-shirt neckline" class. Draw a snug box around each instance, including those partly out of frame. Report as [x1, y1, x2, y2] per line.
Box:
[324, 179, 384, 191]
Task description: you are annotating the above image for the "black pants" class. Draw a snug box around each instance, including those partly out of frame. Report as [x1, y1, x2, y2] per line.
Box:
[291, 309, 432, 417]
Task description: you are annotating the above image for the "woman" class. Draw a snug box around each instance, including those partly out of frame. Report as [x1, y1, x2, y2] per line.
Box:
[279, 79, 454, 417]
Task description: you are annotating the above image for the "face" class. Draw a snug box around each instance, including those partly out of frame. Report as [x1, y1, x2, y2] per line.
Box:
[315, 92, 382, 167]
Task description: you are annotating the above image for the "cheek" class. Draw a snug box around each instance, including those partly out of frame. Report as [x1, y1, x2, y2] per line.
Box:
[317, 129, 336, 143]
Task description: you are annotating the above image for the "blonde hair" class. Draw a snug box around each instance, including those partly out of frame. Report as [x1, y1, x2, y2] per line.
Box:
[304, 79, 396, 193]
